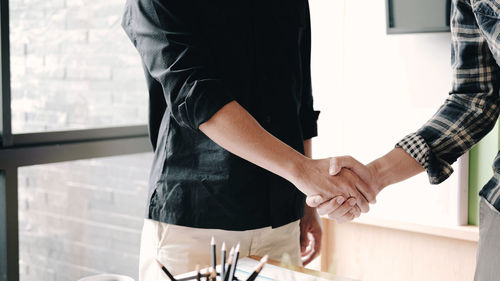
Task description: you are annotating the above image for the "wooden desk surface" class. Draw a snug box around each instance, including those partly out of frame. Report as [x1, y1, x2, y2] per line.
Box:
[248, 255, 336, 280]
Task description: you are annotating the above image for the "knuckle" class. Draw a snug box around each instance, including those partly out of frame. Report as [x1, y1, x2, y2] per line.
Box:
[328, 213, 339, 220]
[362, 204, 370, 213]
[318, 204, 333, 215]
[368, 193, 375, 201]
[330, 199, 340, 208]
[306, 197, 315, 207]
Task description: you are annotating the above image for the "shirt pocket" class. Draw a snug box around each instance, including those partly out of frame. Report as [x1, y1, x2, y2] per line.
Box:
[472, 0, 500, 18]
[471, 0, 500, 64]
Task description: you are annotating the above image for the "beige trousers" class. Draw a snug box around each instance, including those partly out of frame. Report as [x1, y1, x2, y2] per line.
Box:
[138, 219, 302, 281]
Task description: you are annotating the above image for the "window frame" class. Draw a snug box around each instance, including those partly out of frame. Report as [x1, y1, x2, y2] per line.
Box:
[0, 1, 151, 280]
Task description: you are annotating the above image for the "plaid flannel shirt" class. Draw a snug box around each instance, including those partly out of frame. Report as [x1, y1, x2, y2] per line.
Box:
[396, 0, 500, 212]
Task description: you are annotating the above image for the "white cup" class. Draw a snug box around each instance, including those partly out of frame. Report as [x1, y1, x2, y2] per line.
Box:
[78, 274, 135, 281]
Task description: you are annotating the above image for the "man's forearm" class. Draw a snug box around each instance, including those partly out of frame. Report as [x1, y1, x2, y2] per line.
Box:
[367, 148, 425, 192]
[199, 101, 306, 185]
[199, 101, 375, 208]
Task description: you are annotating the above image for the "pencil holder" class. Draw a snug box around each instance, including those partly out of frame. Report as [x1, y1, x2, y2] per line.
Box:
[156, 238, 267, 281]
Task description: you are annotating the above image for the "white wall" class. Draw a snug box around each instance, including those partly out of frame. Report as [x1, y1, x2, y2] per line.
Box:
[310, 0, 461, 226]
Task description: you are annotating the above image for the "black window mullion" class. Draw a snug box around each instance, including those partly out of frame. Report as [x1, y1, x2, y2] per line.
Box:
[11, 125, 148, 148]
[0, 136, 152, 169]
[0, 1, 16, 279]
[0, 168, 19, 281]
[0, 0, 11, 148]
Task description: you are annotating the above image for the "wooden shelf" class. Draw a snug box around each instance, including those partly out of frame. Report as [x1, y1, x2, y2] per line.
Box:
[323, 216, 479, 242]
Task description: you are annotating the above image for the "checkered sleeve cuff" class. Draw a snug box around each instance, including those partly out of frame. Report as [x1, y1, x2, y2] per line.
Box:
[396, 133, 429, 170]
[396, 133, 453, 184]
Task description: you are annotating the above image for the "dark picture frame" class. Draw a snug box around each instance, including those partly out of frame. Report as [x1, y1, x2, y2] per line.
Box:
[386, 0, 451, 34]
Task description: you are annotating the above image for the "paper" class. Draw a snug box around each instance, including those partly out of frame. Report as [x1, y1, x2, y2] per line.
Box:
[234, 258, 357, 281]
[175, 257, 358, 281]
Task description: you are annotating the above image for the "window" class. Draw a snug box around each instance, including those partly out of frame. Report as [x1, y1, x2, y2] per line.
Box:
[9, 0, 147, 133]
[1, 1, 152, 281]
[18, 154, 152, 281]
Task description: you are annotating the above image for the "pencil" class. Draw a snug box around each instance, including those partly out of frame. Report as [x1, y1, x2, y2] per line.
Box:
[221, 242, 227, 280]
[245, 255, 268, 281]
[196, 265, 201, 281]
[155, 258, 177, 281]
[210, 266, 217, 281]
[223, 247, 235, 281]
[211, 236, 217, 272]
[227, 243, 240, 281]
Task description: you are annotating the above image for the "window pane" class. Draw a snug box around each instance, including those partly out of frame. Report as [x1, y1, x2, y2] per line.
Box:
[18, 153, 153, 281]
[10, 0, 148, 133]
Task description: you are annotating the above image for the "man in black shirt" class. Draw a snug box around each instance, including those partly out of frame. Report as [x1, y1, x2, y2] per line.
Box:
[122, 0, 375, 277]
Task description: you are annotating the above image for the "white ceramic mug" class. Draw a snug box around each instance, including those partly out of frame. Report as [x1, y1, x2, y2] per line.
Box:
[78, 274, 135, 281]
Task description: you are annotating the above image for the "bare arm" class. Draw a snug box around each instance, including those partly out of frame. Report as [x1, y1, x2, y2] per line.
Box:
[368, 148, 425, 192]
[199, 101, 305, 187]
[299, 139, 323, 265]
[199, 101, 376, 211]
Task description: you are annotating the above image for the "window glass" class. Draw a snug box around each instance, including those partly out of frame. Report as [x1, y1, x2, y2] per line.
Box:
[10, 0, 148, 133]
[18, 153, 153, 281]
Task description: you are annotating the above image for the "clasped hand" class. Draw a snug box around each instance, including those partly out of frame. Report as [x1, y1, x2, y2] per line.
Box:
[292, 156, 382, 223]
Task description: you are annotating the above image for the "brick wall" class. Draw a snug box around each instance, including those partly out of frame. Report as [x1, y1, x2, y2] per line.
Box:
[10, 0, 148, 133]
[18, 154, 153, 281]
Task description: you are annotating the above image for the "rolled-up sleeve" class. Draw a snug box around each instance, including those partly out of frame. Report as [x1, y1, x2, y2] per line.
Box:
[121, 0, 234, 130]
[299, 1, 319, 140]
[396, 0, 500, 184]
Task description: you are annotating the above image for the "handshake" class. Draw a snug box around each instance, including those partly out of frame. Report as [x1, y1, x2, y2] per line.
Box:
[290, 155, 383, 223]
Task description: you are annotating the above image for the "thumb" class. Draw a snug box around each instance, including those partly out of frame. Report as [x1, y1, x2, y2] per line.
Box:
[329, 157, 347, 175]
[329, 156, 364, 176]
[306, 195, 325, 208]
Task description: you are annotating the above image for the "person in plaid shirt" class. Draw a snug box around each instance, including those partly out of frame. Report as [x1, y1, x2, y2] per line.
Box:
[307, 0, 500, 279]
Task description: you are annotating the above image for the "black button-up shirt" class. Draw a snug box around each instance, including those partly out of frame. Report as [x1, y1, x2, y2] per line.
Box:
[122, 0, 319, 230]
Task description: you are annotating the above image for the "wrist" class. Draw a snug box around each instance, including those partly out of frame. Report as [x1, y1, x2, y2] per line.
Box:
[367, 148, 425, 193]
[286, 153, 310, 186]
[367, 158, 390, 194]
